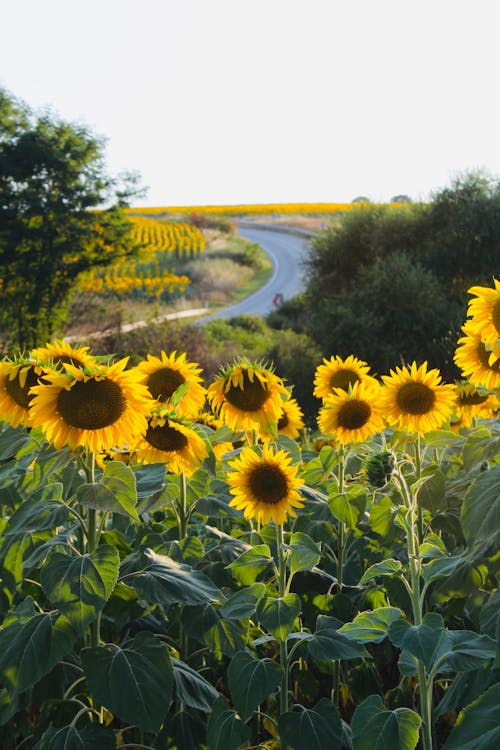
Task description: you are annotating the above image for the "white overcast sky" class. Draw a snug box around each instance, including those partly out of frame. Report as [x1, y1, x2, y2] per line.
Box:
[1, 0, 499, 206]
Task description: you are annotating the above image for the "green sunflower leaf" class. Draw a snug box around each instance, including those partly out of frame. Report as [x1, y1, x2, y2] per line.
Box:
[0, 611, 76, 697]
[278, 698, 344, 750]
[308, 615, 370, 661]
[228, 651, 284, 720]
[441, 683, 500, 750]
[351, 695, 421, 750]
[40, 545, 120, 635]
[257, 594, 301, 642]
[219, 582, 267, 619]
[207, 696, 251, 750]
[81, 631, 173, 733]
[32, 722, 116, 750]
[461, 464, 500, 548]
[338, 607, 402, 644]
[127, 548, 222, 610]
[225, 543, 273, 585]
[288, 531, 321, 576]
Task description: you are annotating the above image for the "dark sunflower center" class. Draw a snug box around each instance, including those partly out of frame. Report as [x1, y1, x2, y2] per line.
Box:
[329, 369, 360, 392]
[337, 399, 371, 430]
[477, 342, 500, 372]
[249, 465, 288, 505]
[57, 378, 126, 429]
[225, 371, 271, 412]
[492, 300, 500, 335]
[277, 410, 289, 430]
[5, 367, 39, 409]
[458, 390, 488, 406]
[396, 382, 436, 415]
[147, 367, 185, 402]
[145, 423, 188, 452]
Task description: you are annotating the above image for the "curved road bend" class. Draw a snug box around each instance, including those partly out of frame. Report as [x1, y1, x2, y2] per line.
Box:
[198, 226, 311, 323]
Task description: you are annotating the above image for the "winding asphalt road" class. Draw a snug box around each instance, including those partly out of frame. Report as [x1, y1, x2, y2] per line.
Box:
[199, 225, 312, 323]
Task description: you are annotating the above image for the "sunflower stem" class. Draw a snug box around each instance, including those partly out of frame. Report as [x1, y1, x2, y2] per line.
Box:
[414, 433, 425, 545]
[177, 472, 188, 541]
[276, 524, 289, 748]
[394, 458, 434, 750]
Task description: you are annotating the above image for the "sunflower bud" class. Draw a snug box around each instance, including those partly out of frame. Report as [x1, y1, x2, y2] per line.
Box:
[365, 450, 394, 488]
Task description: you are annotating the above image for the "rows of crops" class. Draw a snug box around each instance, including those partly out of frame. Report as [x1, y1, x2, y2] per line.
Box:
[126, 203, 362, 217]
[78, 217, 204, 301]
[0, 281, 498, 748]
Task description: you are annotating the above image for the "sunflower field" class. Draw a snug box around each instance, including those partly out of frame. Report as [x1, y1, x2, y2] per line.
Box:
[77, 218, 205, 301]
[0, 282, 498, 749]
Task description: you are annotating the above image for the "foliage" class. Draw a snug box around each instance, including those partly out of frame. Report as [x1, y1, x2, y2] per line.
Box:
[294, 172, 500, 378]
[0, 87, 142, 351]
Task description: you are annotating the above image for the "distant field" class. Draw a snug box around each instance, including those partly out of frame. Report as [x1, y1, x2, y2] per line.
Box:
[127, 202, 355, 217]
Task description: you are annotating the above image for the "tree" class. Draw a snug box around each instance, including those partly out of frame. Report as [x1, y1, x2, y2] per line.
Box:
[0, 87, 144, 351]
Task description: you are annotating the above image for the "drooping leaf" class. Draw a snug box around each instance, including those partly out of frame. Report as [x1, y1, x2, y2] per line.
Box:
[360, 559, 403, 584]
[40, 545, 120, 634]
[369, 496, 395, 537]
[219, 583, 266, 619]
[0, 611, 76, 697]
[225, 544, 273, 585]
[288, 532, 321, 576]
[441, 683, 500, 750]
[415, 466, 445, 513]
[461, 464, 500, 548]
[172, 657, 219, 711]
[32, 722, 116, 749]
[351, 694, 421, 750]
[77, 461, 139, 520]
[388, 614, 449, 674]
[257, 594, 301, 642]
[278, 698, 344, 750]
[339, 607, 402, 644]
[81, 631, 173, 732]
[207, 696, 251, 750]
[126, 548, 222, 609]
[308, 615, 370, 661]
[329, 492, 364, 529]
[3, 486, 68, 536]
[228, 651, 283, 720]
[182, 603, 247, 657]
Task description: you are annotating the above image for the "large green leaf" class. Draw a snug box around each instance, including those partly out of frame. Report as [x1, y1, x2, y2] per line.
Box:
[278, 699, 344, 750]
[33, 722, 116, 749]
[308, 615, 369, 661]
[415, 466, 445, 513]
[225, 544, 273, 585]
[369, 496, 395, 537]
[20, 445, 73, 497]
[329, 490, 365, 529]
[207, 696, 251, 750]
[77, 460, 138, 520]
[219, 583, 266, 619]
[351, 694, 421, 750]
[126, 548, 222, 609]
[81, 631, 173, 732]
[441, 683, 500, 750]
[228, 651, 283, 720]
[288, 532, 321, 576]
[388, 614, 450, 674]
[0, 611, 75, 697]
[3, 486, 68, 536]
[40, 545, 120, 634]
[339, 607, 402, 644]
[461, 464, 500, 548]
[182, 603, 247, 657]
[444, 630, 497, 672]
[257, 594, 301, 642]
[172, 657, 219, 711]
[360, 559, 403, 584]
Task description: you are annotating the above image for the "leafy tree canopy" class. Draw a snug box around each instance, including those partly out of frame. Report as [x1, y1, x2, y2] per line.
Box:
[0, 87, 145, 351]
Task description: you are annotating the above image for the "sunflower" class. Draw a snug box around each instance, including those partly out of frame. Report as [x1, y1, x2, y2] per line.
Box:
[313, 354, 378, 401]
[134, 350, 206, 417]
[0, 358, 45, 427]
[260, 396, 305, 442]
[380, 361, 456, 434]
[207, 359, 288, 433]
[453, 381, 498, 425]
[227, 444, 304, 525]
[29, 358, 153, 452]
[466, 278, 500, 349]
[31, 339, 96, 372]
[454, 322, 500, 390]
[132, 408, 208, 475]
[317, 381, 386, 444]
